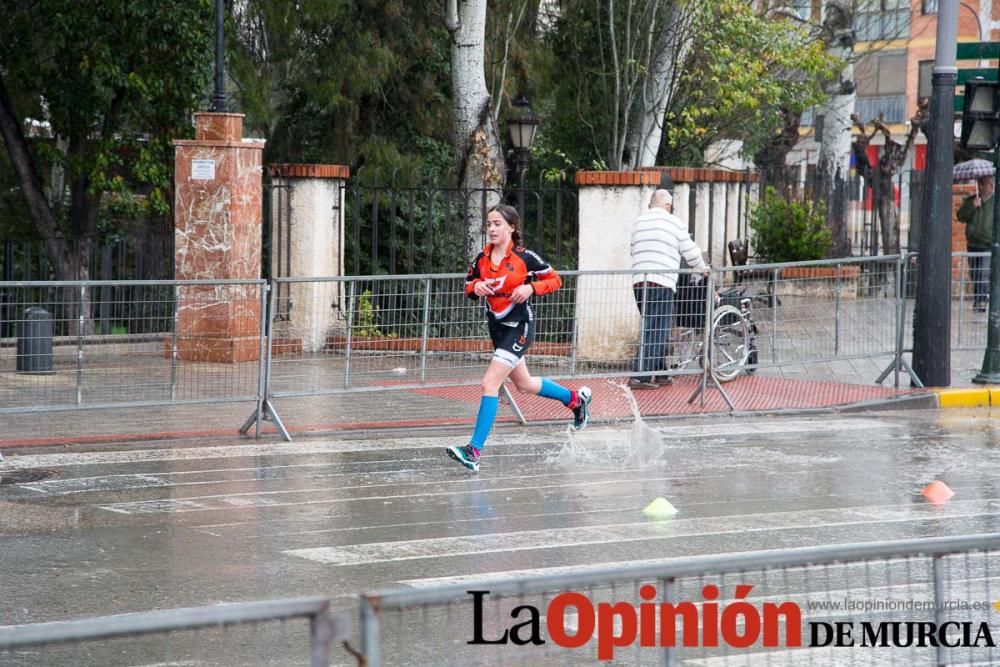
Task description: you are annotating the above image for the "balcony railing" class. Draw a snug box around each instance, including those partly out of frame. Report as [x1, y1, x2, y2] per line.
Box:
[855, 9, 910, 42]
[800, 94, 907, 127]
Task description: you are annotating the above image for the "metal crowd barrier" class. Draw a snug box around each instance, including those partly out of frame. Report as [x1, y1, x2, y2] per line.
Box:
[0, 597, 353, 666]
[359, 533, 1000, 666]
[0, 254, 993, 437]
[0, 279, 266, 414]
[5, 535, 996, 665]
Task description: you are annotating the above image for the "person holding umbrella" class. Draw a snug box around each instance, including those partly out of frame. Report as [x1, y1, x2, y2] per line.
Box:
[955, 160, 996, 311]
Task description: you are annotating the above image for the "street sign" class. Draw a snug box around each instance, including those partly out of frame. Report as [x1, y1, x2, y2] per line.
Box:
[956, 42, 1000, 60]
[958, 69, 997, 85]
[953, 43, 999, 113]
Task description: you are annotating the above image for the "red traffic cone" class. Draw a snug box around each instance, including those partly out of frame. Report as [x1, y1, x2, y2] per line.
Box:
[922, 481, 954, 505]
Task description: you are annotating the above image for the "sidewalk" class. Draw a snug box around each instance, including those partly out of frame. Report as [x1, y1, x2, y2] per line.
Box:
[0, 370, 915, 449]
[0, 345, 992, 450]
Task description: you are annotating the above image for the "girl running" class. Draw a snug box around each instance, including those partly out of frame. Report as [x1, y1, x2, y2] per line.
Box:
[447, 204, 591, 472]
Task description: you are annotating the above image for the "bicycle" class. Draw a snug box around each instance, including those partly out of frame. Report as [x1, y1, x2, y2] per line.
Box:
[671, 273, 758, 382]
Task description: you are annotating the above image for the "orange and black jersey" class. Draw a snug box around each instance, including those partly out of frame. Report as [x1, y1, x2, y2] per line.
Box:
[465, 241, 562, 322]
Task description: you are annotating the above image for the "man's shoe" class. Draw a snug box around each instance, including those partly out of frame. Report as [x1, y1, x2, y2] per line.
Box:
[654, 375, 674, 386]
[571, 386, 592, 430]
[446, 444, 480, 472]
[628, 378, 659, 390]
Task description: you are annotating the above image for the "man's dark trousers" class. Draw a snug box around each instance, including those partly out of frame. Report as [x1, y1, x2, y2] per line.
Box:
[970, 252, 989, 306]
[633, 283, 674, 379]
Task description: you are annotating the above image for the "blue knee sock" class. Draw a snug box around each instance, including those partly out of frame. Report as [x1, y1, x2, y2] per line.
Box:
[538, 378, 573, 406]
[469, 395, 499, 451]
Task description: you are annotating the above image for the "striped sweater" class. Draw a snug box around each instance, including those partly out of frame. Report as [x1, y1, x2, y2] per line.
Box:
[629, 208, 707, 290]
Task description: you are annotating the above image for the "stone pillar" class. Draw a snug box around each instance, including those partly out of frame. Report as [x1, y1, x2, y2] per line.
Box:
[725, 182, 741, 259]
[673, 183, 692, 233]
[710, 182, 727, 267]
[692, 182, 711, 252]
[575, 171, 659, 361]
[268, 164, 350, 353]
[173, 113, 265, 363]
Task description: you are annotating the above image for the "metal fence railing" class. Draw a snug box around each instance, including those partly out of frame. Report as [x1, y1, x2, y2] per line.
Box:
[0, 254, 994, 435]
[359, 533, 1000, 666]
[263, 256, 916, 403]
[5, 535, 997, 665]
[0, 279, 266, 414]
[0, 596, 352, 667]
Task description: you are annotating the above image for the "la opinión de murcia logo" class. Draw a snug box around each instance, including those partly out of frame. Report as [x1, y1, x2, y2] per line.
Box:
[470, 585, 800, 661]
[468, 586, 997, 662]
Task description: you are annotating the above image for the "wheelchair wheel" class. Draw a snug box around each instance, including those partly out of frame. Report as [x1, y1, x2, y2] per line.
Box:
[670, 326, 702, 373]
[710, 305, 751, 382]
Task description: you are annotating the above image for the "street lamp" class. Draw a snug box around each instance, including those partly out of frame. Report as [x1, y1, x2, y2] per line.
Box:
[210, 0, 227, 112]
[507, 95, 540, 221]
[507, 95, 540, 185]
[963, 80, 1000, 383]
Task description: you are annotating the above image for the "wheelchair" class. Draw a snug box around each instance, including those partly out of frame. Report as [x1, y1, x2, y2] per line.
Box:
[672, 273, 758, 382]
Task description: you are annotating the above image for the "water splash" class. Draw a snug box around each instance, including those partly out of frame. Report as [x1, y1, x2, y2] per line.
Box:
[550, 383, 664, 467]
[622, 383, 665, 466]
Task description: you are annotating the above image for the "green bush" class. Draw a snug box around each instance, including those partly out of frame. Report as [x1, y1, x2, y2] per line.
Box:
[353, 290, 394, 338]
[748, 188, 832, 263]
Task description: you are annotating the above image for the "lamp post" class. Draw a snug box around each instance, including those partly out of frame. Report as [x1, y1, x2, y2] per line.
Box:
[507, 95, 540, 217]
[912, 0, 957, 387]
[964, 80, 1000, 382]
[210, 0, 227, 112]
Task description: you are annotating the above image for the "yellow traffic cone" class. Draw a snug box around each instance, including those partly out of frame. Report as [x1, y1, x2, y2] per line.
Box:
[642, 497, 678, 518]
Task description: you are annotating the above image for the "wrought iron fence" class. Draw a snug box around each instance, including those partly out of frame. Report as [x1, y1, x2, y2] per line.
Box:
[338, 184, 578, 277]
[0, 233, 174, 282]
[766, 166, 922, 260]
[0, 233, 176, 337]
[845, 168, 922, 258]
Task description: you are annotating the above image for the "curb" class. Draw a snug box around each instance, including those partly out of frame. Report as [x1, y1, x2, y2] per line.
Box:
[932, 387, 1000, 408]
[836, 392, 940, 412]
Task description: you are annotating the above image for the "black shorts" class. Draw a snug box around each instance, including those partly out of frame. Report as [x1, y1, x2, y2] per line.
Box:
[487, 318, 534, 368]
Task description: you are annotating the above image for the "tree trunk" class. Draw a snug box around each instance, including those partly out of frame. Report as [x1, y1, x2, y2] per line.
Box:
[875, 170, 899, 255]
[814, 3, 855, 258]
[753, 109, 802, 198]
[0, 75, 92, 331]
[814, 85, 854, 257]
[624, 4, 690, 169]
[447, 0, 505, 260]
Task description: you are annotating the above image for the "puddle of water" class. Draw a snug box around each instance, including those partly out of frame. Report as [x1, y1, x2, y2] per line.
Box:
[552, 383, 664, 467]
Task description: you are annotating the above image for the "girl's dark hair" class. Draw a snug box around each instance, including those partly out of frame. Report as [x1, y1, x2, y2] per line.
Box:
[489, 204, 521, 245]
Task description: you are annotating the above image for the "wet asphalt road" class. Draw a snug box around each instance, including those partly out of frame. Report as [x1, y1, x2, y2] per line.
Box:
[2, 409, 1000, 665]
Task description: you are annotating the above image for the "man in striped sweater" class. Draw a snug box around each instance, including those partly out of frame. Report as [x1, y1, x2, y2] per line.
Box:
[629, 188, 709, 389]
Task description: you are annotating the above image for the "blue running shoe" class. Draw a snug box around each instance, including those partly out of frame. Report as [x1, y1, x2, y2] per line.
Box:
[446, 444, 480, 472]
[572, 386, 592, 430]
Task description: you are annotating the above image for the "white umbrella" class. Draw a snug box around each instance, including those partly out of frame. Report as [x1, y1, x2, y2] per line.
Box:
[953, 158, 995, 182]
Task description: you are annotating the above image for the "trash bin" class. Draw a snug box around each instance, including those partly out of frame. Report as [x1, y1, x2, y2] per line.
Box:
[16, 307, 53, 374]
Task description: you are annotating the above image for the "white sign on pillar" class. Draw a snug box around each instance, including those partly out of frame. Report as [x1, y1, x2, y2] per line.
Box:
[191, 159, 216, 181]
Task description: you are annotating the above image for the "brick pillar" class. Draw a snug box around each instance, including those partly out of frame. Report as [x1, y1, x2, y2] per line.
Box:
[173, 113, 265, 363]
[575, 170, 660, 361]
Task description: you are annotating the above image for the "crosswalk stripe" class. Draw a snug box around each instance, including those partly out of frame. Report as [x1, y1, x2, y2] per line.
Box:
[283, 500, 1000, 566]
